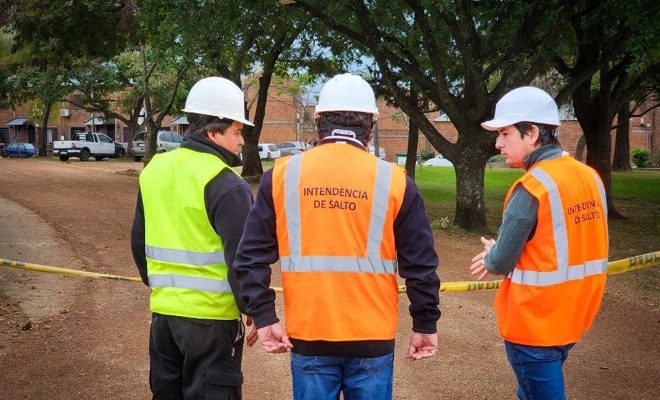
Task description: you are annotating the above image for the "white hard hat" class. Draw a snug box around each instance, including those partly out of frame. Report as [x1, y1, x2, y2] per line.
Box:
[315, 73, 379, 117]
[481, 86, 560, 131]
[182, 77, 254, 126]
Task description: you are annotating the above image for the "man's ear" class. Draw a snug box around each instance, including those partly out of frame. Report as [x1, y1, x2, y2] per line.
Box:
[527, 124, 540, 143]
[206, 130, 219, 140]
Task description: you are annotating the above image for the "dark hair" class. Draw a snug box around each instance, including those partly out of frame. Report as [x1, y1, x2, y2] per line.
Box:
[514, 121, 559, 146]
[186, 113, 234, 139]
[317, 111, 375, 142]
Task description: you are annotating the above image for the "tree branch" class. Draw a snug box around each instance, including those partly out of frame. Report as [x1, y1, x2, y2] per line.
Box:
[155, 63, 188, 126]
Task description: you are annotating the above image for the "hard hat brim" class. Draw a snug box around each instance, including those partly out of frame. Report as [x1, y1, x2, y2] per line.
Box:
[315, 106, 380, 117]
[480, 118, 517, 131]
[182, 107, 255, 127]
[481, 116, 561, 131]
[229, 116, 255, 127]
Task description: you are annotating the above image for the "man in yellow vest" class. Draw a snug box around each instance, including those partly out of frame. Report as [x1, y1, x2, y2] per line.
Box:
[234, 73, 441, 400]
[131, 77, 257, 400]
[469, 86, 609, 400]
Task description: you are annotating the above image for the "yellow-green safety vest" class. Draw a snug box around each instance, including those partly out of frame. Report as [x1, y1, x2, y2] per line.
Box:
[139, 147, 240, 320]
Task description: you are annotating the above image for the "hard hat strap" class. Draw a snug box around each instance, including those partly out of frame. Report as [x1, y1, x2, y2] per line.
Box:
[320, 124, 366, 148]
[327, 124, 366, 139]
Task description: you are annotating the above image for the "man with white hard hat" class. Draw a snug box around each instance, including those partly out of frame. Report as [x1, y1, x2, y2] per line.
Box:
[469, 86, 609, 400]
[131, 77, 257, 399]
[234, 73, 441, 399]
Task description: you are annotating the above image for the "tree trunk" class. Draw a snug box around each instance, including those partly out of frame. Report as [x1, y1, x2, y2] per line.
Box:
[584, 125, 624, 219]
[575, 134, 586, 162]
[612, 103, 632, 171]
[40, 101, 52, 156]
[241, 67, 275, 180]
[448, 128, 493, 232]
[241, 124, 262, 181]
[126, 121, 141, 141]
[143, 119, 159, 165]
[453, 151, 490, 232]
[405, 123, 419, 181]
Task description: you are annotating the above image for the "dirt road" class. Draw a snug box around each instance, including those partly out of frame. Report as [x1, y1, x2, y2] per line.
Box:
[0, 158, 657, 399]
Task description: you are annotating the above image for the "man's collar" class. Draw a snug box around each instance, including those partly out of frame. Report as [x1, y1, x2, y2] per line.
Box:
[523, 145, 563, 170]
[181, 135, 243, 167]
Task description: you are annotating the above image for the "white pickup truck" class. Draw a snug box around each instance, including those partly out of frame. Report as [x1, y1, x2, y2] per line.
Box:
[53, 132, 126, 161]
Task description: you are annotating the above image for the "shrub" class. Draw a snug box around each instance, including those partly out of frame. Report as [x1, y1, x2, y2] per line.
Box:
[631, 148, 651, 168]
[419, 149, 435, 161]
[430, 216, 451, 230]
[489, 155, 505, 163]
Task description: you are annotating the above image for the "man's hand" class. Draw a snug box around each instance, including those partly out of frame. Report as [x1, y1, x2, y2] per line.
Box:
[406, 332, 438, 360]
[245, 317, 258, 347]
[256, 322, 293, 353]
[469, 236, 495, 281]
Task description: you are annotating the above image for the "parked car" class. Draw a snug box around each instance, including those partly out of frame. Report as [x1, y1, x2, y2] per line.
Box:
[277, 141, 311, 156]
[423, 154, 454, 167]
[3, 142, 38, 158]
[53, 132, 123, 161]
[258, 143, 282, 160]
[130, 130, 183, 161]
[368, 144, 386, 160]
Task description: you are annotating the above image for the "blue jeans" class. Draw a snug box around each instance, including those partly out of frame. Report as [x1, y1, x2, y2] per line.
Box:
[505, 341, 575, 400]
[290, 352, 394, 400]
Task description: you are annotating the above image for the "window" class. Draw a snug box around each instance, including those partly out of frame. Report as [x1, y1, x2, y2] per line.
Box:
[268, 144, 279, 151]
[99, 134, 113, 143]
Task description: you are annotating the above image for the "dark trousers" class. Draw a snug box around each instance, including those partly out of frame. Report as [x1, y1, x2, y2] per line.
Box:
[149, 313, 245, 400]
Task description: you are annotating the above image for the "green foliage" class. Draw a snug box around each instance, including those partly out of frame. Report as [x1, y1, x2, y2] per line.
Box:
[1, 0, 132, 61]
[631, 148, 651, 168]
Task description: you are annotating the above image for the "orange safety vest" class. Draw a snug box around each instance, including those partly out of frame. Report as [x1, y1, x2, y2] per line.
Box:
[272, 142, 406, 342]
[494, 155, 609, 346]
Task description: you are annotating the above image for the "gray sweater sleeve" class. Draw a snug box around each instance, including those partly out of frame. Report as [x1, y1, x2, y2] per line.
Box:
[484, 184, 538, 275]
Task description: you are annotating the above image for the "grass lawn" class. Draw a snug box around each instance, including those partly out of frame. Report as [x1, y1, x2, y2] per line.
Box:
[416, 166, 660, 260]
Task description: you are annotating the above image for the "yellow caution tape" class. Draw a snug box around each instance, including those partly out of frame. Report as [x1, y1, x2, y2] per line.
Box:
[606, 251, 660, 275]
[1, 250, 658, 292]
[0, 258, 142, 283]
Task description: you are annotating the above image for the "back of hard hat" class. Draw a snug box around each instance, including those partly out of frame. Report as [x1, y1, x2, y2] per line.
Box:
[315, 73, 379, 116]
[481, 86, 559, 131]
[182, 77, 254, 126]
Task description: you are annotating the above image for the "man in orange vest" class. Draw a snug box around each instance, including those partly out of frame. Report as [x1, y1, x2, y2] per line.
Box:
[234, 73, 441, 400]
[469, 86, 609, 400]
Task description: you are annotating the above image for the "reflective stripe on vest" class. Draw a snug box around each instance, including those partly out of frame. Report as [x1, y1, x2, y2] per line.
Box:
[148, 274, 232, 293]
[280, 256, 396, 273]
[507, 167, 608, 286]
[282, 154, 396, 274]
[146, 245, 226, 265]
